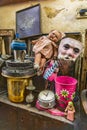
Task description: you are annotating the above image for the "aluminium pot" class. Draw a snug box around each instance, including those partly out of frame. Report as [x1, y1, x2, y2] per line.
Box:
[38, 90, 55, 109]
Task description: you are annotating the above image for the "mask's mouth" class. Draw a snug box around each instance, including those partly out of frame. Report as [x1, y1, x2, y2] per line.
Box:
[64, 56, 75, 61]
[64, 56, 70, 60]
[58, 54, 75, 61]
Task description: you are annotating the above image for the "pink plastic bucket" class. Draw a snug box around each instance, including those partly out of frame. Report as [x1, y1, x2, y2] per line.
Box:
[55, 76, 77, 109]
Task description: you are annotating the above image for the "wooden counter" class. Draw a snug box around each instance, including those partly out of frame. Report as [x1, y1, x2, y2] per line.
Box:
[0, 92, 75, 130]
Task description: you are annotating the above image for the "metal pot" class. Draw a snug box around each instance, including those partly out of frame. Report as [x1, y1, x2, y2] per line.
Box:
[38, 90, 55, 109]
[81, 89, 87, 114]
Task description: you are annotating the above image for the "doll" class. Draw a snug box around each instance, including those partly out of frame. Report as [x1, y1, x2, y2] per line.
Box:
[65, 101, 75, 121]
[32, 30, 65, 74]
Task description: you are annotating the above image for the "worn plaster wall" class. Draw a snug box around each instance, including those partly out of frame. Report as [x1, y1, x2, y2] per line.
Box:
[0, 0, 87, 37]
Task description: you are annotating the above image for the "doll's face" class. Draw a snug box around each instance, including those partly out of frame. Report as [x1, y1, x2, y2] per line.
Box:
[48, 30, 64, 42]
[58, 38, 83, 61]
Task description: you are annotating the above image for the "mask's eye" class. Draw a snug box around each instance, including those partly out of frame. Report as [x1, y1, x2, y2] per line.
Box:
[73, 48, 80, 54]
[63, 44, 70, 50]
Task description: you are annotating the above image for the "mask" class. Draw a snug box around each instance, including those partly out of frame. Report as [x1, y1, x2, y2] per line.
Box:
[58, 38, 83, 61]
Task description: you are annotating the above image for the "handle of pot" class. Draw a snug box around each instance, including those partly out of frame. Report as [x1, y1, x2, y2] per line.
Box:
[81, 89, 87, 114]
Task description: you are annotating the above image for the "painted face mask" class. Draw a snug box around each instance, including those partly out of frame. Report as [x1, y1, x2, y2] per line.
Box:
[58, 37, 83, 61]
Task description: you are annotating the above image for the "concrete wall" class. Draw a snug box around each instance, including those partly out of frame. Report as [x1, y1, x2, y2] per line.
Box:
[0, 0, 87, 41]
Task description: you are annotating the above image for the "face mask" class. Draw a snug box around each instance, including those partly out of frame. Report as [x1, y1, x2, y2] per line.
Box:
[58, 37, 83, 61]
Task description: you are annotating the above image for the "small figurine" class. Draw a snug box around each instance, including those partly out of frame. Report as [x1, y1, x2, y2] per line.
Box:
[65, 101, 75, 121]
[32, 30, 65, 74]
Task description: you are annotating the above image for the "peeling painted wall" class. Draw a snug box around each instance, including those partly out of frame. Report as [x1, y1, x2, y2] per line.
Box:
[0, 0, 87, 35]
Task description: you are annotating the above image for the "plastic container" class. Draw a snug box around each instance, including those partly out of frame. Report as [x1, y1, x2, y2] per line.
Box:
[55, 76, 77, 108]
[7, 78, 28, 102]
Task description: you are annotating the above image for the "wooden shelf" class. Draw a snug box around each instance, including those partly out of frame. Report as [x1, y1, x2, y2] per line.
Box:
[0, 93, 73, 125]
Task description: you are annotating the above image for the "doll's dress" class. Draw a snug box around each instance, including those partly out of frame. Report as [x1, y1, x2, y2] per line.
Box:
[33, 36, 58, 59]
